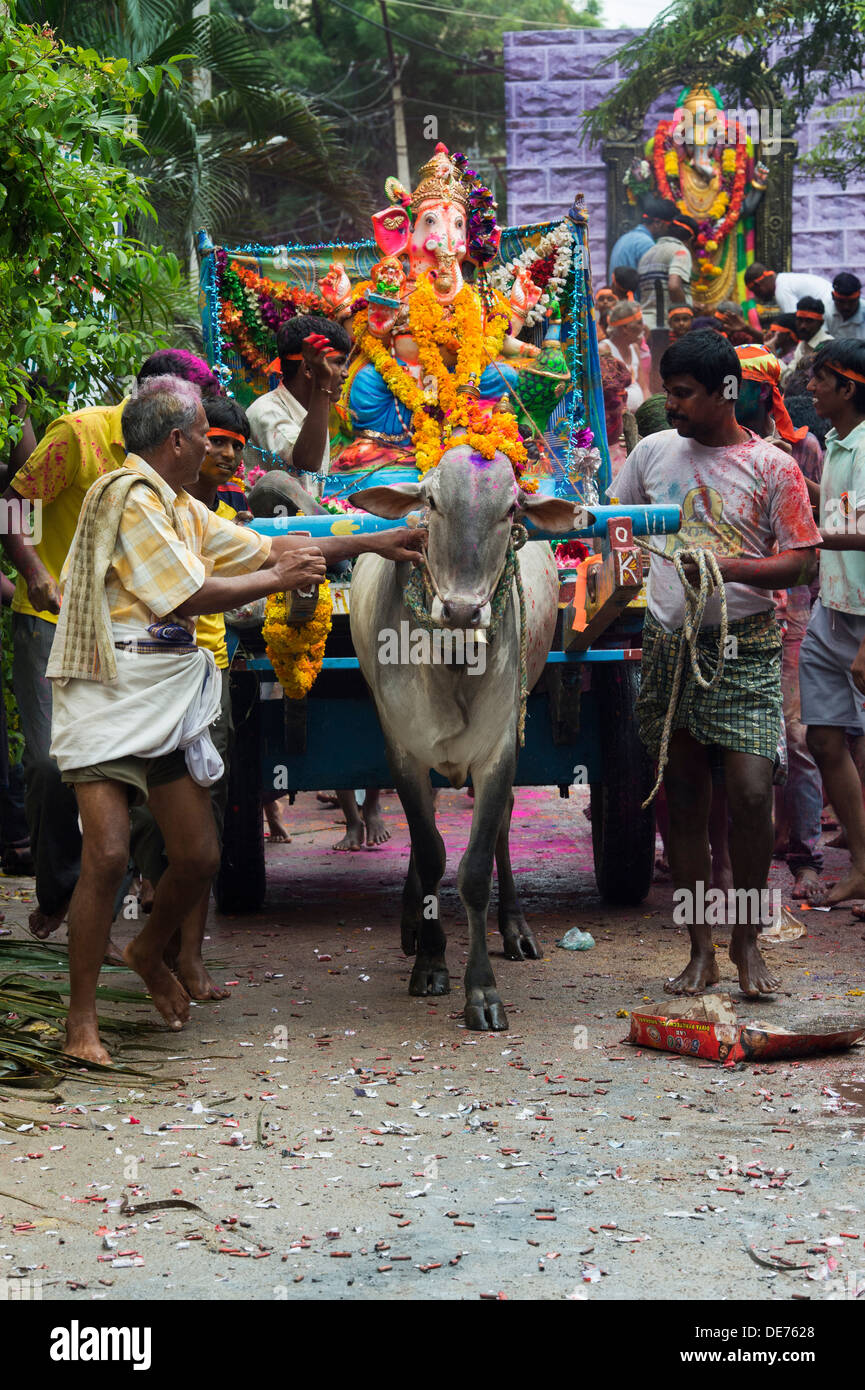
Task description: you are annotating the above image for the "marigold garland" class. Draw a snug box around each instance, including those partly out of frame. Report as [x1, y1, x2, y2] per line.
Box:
[262, 580, 333, 700]
[345, 272, 523, 478]
[217, 258, 331, 378]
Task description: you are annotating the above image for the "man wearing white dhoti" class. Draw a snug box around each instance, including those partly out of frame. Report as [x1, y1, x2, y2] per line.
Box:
[48, 375, 423, 1063]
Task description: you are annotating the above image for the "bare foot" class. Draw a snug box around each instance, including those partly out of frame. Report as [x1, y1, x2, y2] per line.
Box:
[814, 869, 865, 906]
[316, 792, 340, 808]
[175, 953, 231, 1001]
[792, 867, 822, 904]
[664, 951, 720, 996]
[826, 828, 848, 850]
[729, 936, 780, 998]
[139, 878, 155, 914]
[334, 823, 364, 851]
[363, 808, 391, 847]
[123, 939, 190, 1030]
[264, 801, 291, 842]
[104, 936, 126, 966]
[64, 1014, 112, 1066]
[28, 901, 69, 941]
[851, 903, 865, 921]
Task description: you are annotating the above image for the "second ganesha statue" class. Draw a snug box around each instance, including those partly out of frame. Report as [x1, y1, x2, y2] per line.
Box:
[314, 143, 570, 477]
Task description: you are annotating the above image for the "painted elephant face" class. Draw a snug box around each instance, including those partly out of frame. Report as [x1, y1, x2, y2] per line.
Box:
[409, 199, 468, 301]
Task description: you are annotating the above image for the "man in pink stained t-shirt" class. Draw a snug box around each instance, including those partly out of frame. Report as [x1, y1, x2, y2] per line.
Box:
[614, 332, 820, 1001]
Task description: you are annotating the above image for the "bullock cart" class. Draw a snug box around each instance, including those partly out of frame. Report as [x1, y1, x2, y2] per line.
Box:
[198, 202, 680, 917]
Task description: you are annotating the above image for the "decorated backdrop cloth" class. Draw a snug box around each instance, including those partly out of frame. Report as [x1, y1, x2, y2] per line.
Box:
[198, 214, 611, 500]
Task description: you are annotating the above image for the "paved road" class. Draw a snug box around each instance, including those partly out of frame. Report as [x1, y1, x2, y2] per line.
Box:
[1, 788, 863, 1301]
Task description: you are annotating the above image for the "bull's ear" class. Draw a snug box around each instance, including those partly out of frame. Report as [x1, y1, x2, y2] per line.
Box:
[349, 482, 425, 518]
[518, 493, 594, 534]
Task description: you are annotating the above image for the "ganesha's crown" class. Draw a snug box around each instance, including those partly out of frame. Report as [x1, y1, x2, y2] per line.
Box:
[408, 142, 470, 214]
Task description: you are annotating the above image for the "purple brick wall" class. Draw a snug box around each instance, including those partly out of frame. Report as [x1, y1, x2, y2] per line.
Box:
[505, 28, 865, 287]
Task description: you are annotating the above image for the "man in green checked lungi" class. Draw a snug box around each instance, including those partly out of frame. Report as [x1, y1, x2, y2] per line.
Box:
[614, 332, 821, 997]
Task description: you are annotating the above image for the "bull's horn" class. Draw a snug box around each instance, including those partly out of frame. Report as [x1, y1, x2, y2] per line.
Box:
[477, 601, 492, 628]
[430, 596, 444, 623]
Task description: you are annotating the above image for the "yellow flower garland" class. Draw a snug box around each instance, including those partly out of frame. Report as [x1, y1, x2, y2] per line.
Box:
[346, 273, 521, 477]
[263, 580, 333, 700]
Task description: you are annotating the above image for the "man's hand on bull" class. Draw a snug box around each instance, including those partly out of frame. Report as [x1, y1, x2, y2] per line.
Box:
[272, 544, 327, 592]
[367, 527, 427, 565]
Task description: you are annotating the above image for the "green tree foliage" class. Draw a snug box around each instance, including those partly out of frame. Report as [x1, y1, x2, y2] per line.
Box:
[0, 4, 184, 446]
[582, 0, 865, 189]
[236, 0, 600, 239]
[19, 0, 373, 255]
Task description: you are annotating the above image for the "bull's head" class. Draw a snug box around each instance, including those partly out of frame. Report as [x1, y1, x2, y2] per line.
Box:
[351, 444, 585, 630]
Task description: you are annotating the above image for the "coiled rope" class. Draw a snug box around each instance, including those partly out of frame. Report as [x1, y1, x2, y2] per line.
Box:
[634, 543, 729, 809]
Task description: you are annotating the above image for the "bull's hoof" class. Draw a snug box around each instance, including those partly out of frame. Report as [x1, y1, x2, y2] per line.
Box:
[500, 917, 540, 961]
[409, 960, 450, 996]
[401, 921, 418, 956]
[464, 987, 508, 1032]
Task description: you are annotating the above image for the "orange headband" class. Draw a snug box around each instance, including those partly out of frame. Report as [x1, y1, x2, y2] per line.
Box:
[768, 322, 789, 332]
[609, 309, 643, 327]
[670, 218, 694, 236]
[669, 305, 694, 318]
[825, 360, 865, 385]
[833, 291, 861, 301]
[796, 309, 824, 320]
[749, 270, 774, 286]
[207, 428, 246, 445]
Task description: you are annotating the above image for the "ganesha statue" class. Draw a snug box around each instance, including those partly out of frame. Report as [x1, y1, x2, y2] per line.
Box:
[646, 84, 769, 311]
[328, 143, 568, 478]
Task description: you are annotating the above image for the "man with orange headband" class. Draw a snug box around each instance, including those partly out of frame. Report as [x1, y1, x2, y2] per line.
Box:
[734, 344, 825, 903]
[744, 263, 833, 319]
[792, 296, 833, 371]
[637, 211, 699, 391]
[247, 314, 351, 478]
[827, 272, 865, 343]
[799, 340, 865, 906]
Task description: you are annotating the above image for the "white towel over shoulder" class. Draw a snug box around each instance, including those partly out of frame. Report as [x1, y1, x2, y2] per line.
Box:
[50, 626, 224, 787]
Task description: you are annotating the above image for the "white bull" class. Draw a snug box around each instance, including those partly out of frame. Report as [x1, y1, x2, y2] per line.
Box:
[349, 442, 581, 1030]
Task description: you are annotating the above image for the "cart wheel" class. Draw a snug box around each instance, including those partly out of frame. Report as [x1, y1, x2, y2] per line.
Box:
[216, 672, 266, 914]
[590, 661, 655, 905]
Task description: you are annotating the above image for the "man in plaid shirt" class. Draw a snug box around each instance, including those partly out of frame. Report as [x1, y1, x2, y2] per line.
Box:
[48, 374, 424, 1065]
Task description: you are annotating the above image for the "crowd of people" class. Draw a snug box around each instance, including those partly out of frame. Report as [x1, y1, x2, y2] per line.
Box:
[599, 199, 865, 991]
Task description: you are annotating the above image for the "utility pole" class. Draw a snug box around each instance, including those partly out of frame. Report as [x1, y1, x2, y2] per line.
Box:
[190, 0, 211, 283]
[378, 0, 411, 189]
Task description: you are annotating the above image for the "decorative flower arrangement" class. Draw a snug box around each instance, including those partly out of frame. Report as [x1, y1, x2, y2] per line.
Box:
[215, 250, 331, 377]
[623, 157, 652, 206]
[652, 121, 748, 280]
[488, 221, 573, 328]
[346, 272, 527, 479]
[262, 579, 333, 700]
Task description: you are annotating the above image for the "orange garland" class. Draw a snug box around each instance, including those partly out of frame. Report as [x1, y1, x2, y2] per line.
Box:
[652, 122, 748, 252]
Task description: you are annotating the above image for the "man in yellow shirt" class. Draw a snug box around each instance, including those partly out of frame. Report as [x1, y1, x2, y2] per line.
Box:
[1, 351, 222, 941]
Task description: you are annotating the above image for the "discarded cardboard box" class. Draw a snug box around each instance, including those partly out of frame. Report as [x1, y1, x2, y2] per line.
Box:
[628, 994, 865, 1065]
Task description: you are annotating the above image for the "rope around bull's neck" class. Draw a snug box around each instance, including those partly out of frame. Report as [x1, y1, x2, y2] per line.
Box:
[403, 532, 529, 746]
[634, 543, 729, 809]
